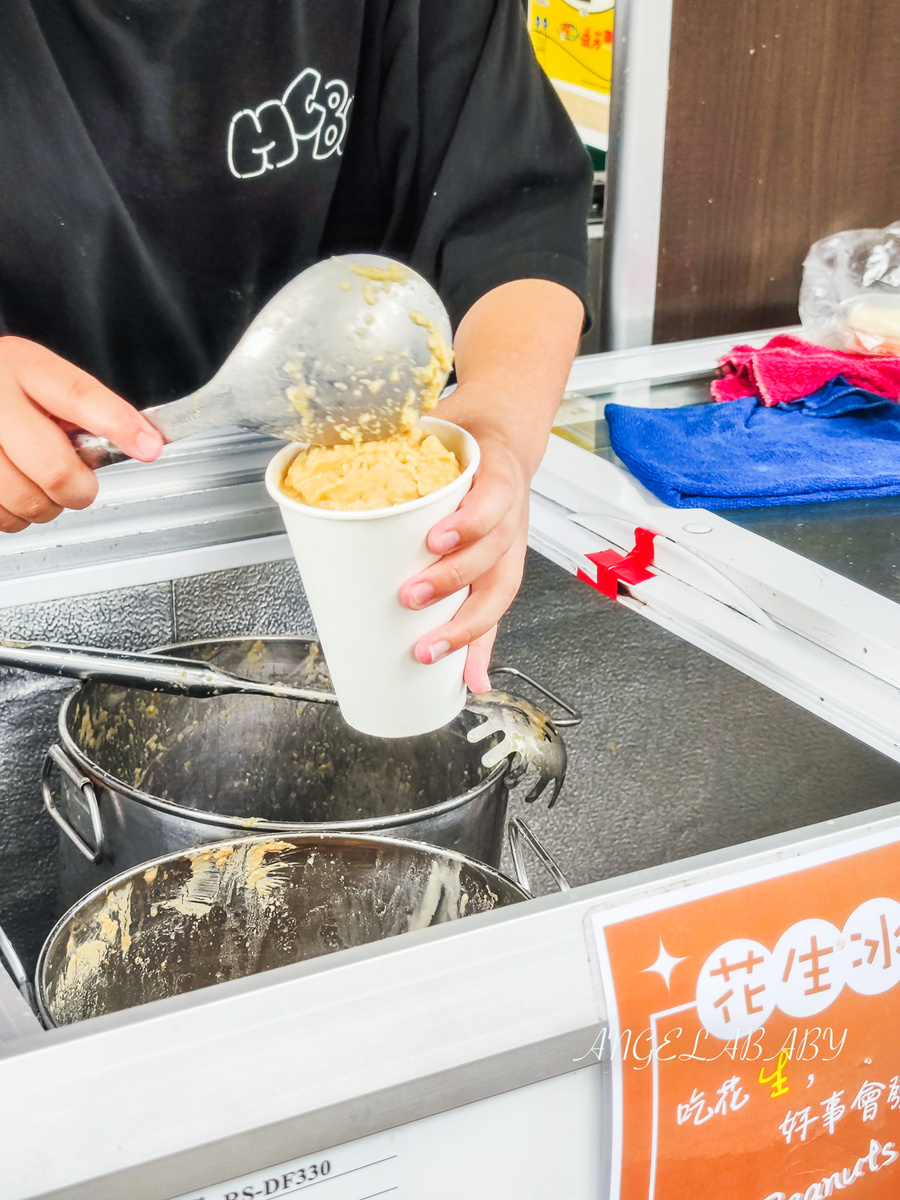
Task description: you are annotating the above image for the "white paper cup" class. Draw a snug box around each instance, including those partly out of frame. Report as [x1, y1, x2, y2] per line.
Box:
[265, 417, 480, 738]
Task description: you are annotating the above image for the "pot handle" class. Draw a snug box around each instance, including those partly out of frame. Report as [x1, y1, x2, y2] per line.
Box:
[0, 920, 38, 1015]
[488, 666, 582, 727]
[508, 817, 570, 896]
[42, 744, 105, 864]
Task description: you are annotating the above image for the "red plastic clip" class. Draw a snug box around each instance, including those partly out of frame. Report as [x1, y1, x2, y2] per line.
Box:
[577, 527, 656, 600]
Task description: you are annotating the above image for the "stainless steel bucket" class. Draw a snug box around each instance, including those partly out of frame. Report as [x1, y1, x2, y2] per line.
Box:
[43, 638, 570, 907]
[36, 822, 568, 1027]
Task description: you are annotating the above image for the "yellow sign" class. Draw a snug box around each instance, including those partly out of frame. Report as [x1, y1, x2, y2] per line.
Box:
[527, 0, 613, 149]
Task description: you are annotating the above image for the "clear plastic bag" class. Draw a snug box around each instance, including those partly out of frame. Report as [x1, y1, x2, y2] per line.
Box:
[799, 221, 900, 355]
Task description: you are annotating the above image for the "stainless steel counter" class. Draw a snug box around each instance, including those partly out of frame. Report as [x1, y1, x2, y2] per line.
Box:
[4, 330, 900, 1198]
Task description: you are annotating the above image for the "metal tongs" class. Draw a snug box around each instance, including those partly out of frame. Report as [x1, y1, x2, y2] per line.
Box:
[0, 642, 579, 800]
[465, 666, 581, 807]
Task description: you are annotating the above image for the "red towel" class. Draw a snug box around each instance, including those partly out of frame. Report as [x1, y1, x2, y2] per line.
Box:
[712, 334, 900, 407]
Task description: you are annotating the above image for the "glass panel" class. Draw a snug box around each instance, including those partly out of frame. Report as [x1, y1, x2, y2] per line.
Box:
[554, 369, 900, 604]
[552, 372, 716, 460]
[725, 499, 900, 605]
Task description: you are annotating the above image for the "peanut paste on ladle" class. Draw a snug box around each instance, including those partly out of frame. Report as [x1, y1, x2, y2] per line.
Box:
[280, 264, 460, 510]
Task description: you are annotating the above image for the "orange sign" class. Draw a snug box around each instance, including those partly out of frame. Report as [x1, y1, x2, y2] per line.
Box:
[588, 828, 900, 1200]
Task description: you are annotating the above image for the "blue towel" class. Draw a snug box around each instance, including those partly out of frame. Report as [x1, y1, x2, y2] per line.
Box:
[605, 377, 900, 509]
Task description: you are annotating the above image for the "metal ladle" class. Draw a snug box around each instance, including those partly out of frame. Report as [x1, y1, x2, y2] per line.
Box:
[0, 638, 339, 704]
[71, 254, 453, 467]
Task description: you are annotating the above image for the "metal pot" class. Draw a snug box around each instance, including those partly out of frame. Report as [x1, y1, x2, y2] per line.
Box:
[43, 638, 573, 906]
[37, 821, 568, 1027]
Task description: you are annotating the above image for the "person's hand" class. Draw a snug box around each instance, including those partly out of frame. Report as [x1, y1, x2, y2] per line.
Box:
[399, 384, 531, 695]
[0, 336, 164, 532]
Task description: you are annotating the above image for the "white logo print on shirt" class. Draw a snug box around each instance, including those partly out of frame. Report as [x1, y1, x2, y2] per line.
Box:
[227, 67, 352, 179]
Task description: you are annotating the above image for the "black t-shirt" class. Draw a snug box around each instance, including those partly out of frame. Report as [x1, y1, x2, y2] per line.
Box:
[2, 0, 592, 406]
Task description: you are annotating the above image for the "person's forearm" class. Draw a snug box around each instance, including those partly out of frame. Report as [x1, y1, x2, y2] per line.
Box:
[402, 277, 584, 691]
[436, 278, 584, 474]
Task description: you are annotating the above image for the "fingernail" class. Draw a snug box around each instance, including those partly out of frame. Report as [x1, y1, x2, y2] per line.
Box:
[432, 530, 460, 554]
[427, 640, 451, 664]
[136, 431, 163, 459]
[408, 582, 433, 608]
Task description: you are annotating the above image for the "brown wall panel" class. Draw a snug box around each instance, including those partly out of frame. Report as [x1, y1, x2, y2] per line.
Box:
[653, 0, 900, 343]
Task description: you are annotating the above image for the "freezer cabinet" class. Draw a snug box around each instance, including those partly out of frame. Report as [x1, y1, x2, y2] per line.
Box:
[3, 329, 900, 1199]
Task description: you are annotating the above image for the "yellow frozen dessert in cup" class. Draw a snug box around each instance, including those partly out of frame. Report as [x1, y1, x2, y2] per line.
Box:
[265, 416, 479, 738]
[280, 426, 461, 511]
